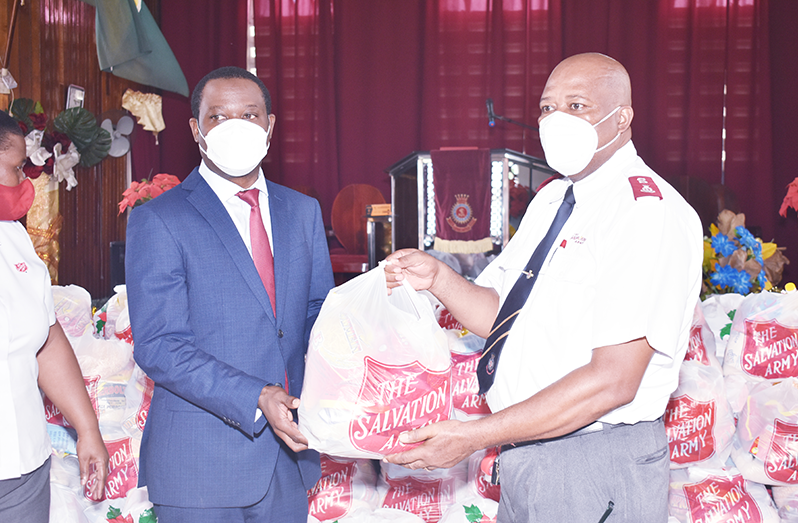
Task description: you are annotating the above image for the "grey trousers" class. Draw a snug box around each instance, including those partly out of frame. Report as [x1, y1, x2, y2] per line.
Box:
[497, 418, 669, 523]
[0, 456, 51, 523]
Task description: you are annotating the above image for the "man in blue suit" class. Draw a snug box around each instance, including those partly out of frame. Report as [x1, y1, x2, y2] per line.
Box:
[125, 66, 334, 522]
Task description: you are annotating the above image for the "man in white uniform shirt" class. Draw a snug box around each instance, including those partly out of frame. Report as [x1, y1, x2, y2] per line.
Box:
[384, 53, 702, 522]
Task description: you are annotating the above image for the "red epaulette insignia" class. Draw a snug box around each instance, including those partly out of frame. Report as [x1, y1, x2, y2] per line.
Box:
[629, 176, 663, 200]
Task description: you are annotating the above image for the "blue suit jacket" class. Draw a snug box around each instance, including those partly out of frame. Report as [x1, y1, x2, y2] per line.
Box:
[125, 168, 333, 508]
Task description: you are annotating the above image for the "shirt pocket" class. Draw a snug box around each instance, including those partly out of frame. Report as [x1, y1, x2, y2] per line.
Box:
[539, 240, 596, 285]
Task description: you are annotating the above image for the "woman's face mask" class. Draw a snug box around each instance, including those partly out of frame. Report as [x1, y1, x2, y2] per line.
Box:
[0, 178, 35, 221]
[539, 106, 621, 176]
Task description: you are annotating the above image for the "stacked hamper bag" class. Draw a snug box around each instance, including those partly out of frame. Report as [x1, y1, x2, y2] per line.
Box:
[48, 273, 798, 522]
[47, 285, 155, 523]
[668, 291, 798, 522]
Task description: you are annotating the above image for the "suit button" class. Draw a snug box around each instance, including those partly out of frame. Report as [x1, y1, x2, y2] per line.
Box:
[278, 330, 284, 338]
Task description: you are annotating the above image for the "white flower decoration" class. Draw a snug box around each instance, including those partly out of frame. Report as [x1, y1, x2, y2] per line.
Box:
[52, 142, 81, 191]
[25, 129, 52, 166]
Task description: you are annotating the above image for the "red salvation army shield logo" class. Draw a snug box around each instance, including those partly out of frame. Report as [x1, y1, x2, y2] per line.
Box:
[683, 473, 762, 523]
[665, 395, 717, 465]
[349, 356, 451, 455]
[741, 319, 798, 379]
[382, 476, 456, 523]
[765, 418, 798, 483]
[307, 456, 356, 521]
[451, 352, 491, 416]
[685, 324, 711, 365]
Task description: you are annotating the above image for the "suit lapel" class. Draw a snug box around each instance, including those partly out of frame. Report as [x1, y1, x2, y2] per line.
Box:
[267, 183, 294, 321]
[184, 170, 276, 324]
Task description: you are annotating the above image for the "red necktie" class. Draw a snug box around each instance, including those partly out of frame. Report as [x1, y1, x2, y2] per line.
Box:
[237, 189, 276, 315]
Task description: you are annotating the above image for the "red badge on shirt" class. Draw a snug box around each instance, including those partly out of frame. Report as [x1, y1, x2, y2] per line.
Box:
[628, 176, 663, 200]
[15, 262, 27, 273]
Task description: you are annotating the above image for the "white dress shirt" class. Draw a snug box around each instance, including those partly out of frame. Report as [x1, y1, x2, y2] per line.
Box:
[198, 161, 274, 254]
[476, 142, 703, 425]
[0, 220, 54, 479]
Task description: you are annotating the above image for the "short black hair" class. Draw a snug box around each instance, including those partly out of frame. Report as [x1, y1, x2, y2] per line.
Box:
[0, 110, 24, 152]
[191, 66, 272, 119]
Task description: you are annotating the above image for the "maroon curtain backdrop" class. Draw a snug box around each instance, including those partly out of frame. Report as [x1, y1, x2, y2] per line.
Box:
[130, 1, 248, 183]
[253, 0, 556, 222]
[769, 0, 798, 283]
[151, 0, 791, 279]
[252, 0, 340, 220]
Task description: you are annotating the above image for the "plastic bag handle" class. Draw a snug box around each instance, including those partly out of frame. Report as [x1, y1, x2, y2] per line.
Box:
[380, 260, 434, 322]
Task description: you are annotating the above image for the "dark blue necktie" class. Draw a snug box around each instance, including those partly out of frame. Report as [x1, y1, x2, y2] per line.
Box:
[477, 184, 576, 394]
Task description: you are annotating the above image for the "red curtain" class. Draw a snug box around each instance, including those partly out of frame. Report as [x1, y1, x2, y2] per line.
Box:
[253, 0, 556, 222]
[152, 0, 783, 277]
[130, 1, 248, 183]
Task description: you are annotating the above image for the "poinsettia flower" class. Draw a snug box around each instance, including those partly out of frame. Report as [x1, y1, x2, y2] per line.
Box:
[779, 177, 798, 217]
[152, 173, 180, 190]
[711, 233, 737, 257]
[118, 174, 181, 215]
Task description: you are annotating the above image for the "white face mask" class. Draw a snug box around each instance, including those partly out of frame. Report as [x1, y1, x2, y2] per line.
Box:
[539, 106, 621, 176]
[198, 119, 271, 177]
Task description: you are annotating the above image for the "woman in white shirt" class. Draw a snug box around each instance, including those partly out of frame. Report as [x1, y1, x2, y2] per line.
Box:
[0, 110, 107, 522]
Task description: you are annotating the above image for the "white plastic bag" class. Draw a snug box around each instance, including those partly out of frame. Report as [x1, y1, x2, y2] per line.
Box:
[448, 331, 491, 421]
[701, 293, 745, 363]
[686, 301, 721, 370]
[379, 461, 466, 523]
[299, 264, 452, 458]
[730, 378, 798, 486]
[668, 463, 779, 522]
[52, 285, 93, 338]
[665, 361, 735, 469]
[307, 455, 381, 522]
[722, 291, 798, 383]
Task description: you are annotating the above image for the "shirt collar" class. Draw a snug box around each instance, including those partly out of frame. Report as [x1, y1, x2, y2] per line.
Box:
[198, 161, 269, 202]
[569, 141, 637, 203]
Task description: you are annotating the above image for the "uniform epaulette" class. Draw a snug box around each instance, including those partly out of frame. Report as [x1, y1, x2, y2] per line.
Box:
[628, 176, 663, 200]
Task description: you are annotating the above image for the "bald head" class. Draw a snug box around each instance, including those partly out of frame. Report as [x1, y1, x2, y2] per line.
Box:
[549, 53, 632, 107]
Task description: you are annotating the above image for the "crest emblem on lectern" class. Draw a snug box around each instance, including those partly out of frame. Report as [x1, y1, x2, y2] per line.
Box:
[446, 193, 477, 233]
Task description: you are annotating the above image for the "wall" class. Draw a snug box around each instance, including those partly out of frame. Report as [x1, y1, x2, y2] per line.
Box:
[2, 0, 157, 299]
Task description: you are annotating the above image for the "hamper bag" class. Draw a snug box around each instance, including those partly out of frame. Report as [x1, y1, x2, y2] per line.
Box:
[299, 263, 452, 459]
